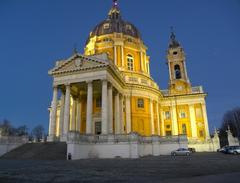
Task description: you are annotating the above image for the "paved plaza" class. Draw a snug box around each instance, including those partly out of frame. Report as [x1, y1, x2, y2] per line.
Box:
[0, 153, 240, 183]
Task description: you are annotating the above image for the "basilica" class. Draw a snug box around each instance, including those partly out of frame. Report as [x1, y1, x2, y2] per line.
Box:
[47, 1, 218, 159]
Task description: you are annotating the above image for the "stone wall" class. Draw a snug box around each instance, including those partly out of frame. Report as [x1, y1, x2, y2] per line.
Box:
[0, 136, 28, 156]
[67, 132, 188, 160]
[188, 132, 220, 152]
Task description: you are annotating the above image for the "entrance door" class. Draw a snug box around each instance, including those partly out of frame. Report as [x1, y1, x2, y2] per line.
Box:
[95, 121, 102, 135]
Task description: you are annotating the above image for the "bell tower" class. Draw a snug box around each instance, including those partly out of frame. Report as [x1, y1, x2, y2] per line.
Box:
[167, 30, 192, 95]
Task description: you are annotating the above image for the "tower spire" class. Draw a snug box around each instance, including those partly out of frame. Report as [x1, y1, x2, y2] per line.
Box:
[169, 27, 180, 48]
[170, 26, 176, 42]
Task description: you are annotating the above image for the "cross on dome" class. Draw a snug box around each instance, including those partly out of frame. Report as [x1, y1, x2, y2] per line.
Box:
[113, 0, 118, 7]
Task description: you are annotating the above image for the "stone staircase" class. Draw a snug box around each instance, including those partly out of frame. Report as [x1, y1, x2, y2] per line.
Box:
[0, 142, 67, 160]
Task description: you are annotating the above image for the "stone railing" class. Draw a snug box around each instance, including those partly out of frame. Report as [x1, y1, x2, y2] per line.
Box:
[124, 76, 159, 90]
[67, 132, 187, 144]
[0, 136, 28, 144]
[161, 86, 204, 97]
[192, 86, 204, 94]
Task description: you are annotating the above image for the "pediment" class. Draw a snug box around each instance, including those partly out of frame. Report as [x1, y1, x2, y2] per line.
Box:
[49, 53, 110, 75]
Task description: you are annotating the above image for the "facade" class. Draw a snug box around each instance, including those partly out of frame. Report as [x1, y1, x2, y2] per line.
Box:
[47, 1, 216, 157]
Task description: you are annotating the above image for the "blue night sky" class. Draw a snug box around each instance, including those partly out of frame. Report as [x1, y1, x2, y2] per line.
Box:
[0, 0, 240, 133]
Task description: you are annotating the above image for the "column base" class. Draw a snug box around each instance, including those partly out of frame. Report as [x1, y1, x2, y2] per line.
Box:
[47, 135, 57, 142]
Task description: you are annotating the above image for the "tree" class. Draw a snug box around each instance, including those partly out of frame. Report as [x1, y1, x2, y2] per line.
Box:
[220, 107, 240, 141]
[16, 125, 28, 136]
[32, 125, 44, 141]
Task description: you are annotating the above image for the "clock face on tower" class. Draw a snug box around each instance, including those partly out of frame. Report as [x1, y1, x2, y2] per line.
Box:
[176, 85, 183, 91]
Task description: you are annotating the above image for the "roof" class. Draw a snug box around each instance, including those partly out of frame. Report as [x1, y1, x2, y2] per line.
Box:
[85, 1, 141, 45]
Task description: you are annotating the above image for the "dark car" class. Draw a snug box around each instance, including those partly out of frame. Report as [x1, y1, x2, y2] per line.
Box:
[217, 146, 229, 153]
[171, 148, 191, 156]
[188, 148, 196, 153]
[226, 146, 240, 155]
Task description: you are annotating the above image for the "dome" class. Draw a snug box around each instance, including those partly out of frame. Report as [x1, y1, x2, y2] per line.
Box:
[86, 1, 141, 45]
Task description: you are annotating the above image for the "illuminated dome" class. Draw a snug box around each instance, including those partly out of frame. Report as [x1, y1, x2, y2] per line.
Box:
[86, 0, 141, 45]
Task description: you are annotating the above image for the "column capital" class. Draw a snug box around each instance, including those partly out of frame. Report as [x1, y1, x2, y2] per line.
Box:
[108, 83, 113, 89]
[64, 83, 71, 87]
[101, 79, 108, 84]
[114, 91, 120, 96]
[86, 80, 93, 84]
[125, 94, 131, 98]
[53, 84, 58, 89]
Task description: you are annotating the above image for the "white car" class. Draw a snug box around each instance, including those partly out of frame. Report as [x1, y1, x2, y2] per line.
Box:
[171, 148, 191, 156]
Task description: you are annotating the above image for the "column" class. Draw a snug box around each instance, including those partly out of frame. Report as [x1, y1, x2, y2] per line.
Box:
[140, 51, 143, 72]
[114, 45, 117, 65]
[86, 81, 93, 134]
[119, 94, 124, 133]
[202, 103, 210, 139]
[144, 54, 147, 72]
[121, 46, 124, 68]
[168, 62, 172, 80]
[184, 61, 189, 81]
[160, 108, 165, 136]
[156, 102, 160, 136]
[49, 86, 58, 139]
[59, 91, 65, 136]
[76, 96, 82, 132]
[63, 84, 70, 139]
[108, 84, 113, 134]
[115, 92, 120, 134]
[101, 80, 108, 134]
[189, 104, 198, 138]
[126, 95, 131, 133]
[71, 98, 76, 131]
[171, 105, 178, 135]
[150, 99, 155, 135]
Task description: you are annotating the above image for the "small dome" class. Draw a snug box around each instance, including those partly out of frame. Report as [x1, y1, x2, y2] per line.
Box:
[86, 1, 141, 45]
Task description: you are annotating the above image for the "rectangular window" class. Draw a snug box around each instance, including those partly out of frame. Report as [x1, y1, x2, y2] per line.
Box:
[179, 111, 186, 119]
[165, 111, 170, 119]
[96, 97, 101, 108]
[199, 130, 204, 137]
[166, 131, 172, 136]
[196, 108, 203, 118]
[103, 23, 110, 29]
[95, 122, 102, 135]
[127, 57, 134, 71]
[137, 98, 144, 108]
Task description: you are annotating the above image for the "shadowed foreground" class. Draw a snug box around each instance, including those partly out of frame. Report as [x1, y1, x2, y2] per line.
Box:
[0, 153, 240, 183]
[1, 142, 67, 160]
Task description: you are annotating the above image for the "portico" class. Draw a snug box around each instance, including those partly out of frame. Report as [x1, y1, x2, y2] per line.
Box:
[47, 54, 127, 142]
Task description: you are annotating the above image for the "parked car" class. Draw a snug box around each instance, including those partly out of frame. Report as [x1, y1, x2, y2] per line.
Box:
[171, 148, 191, 156]
[226, 146, 240, 155]
[217, 146, 229, 153]
[188, 148, 196, 153]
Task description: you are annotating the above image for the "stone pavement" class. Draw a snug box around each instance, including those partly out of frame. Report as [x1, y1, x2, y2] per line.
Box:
[0, 152, 239, 182]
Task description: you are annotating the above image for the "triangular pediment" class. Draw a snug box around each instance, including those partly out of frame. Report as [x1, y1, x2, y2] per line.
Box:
[49, 53, 110, 75]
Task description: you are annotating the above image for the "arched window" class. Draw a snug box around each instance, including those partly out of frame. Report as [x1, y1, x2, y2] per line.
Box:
[127, 55, 134, 71]
[174, 64, 181, 79]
